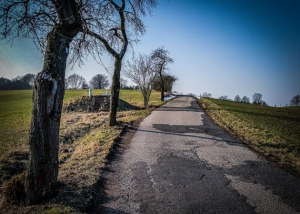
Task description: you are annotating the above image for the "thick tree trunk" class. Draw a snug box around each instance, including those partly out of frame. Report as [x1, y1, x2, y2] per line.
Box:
[109, 57, 122, 126]
[25, 26, 71, 204]
[24, 0, 81, 205]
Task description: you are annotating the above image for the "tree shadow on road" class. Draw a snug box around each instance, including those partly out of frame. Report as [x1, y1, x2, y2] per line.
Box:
[156, 98, 202, 112]
[138, 128, 245, 147]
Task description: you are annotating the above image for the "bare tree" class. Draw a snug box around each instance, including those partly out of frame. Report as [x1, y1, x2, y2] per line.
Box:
[219, 95, 231, 101]
[21, 74, 36, 88]
[252, 93, 263, 105]
[151, 47, 174, 101]
[290, 94, 300, 106]
[1, 0, 82, 204]
[82, 0, 157, 125]
[202, 92, 212, 98]
[120, 78, 129, 89]
[65, 73, 86, 89]
[89, 74, 110, 89]
[234, 95, 241, 102]
[124, 54, 156, 108]
[241, 96, 250, 103]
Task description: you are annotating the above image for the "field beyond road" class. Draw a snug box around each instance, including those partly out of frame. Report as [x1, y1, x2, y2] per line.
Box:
[198, 98, 300, 176]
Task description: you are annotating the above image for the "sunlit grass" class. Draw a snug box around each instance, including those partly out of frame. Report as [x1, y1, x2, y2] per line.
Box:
[120, 89, 161, 107]
[198, 98, 300, 175]
[0, 89, 161, 157]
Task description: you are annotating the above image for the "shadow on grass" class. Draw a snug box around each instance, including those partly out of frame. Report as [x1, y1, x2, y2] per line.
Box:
[118, 99, 142, 111]
[0, 151, 28, 187]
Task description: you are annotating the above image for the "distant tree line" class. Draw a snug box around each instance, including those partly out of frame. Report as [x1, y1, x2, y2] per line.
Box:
[1, 73, 141, 91]
[202, 92, 300, 107]
[0, 74, 35, 90]
[201, 92, 270, 106]
[65, 74, 140, 90]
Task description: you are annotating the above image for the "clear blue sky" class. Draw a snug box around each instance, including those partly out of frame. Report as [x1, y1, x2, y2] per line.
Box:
[0, 0, 299, 106]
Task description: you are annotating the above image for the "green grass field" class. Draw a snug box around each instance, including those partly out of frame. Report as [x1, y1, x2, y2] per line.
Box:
[199, 98, 300, 175]
[0, 89, 161, 158]
[0, 90, 33, 155]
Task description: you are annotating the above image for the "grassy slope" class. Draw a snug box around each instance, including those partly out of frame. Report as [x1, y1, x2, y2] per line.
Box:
[199, 98, 300, 175]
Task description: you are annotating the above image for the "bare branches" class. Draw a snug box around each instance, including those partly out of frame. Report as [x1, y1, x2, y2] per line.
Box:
[89, 74, 110, 89]
[125, 53, 155, 85]
[124, 54, 157, 107]
[150, 46, 174, 101]
[151, 46, 174, 69]
[0, 0, 158, 67]
[78, 0, 156, 61]
[124, 53, 157, 107]
[0, 0, 58, 52]
[65, 73, 86, 89]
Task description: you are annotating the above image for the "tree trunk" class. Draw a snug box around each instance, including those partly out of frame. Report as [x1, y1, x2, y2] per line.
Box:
[142, 89, 148, 108]
[109, 57, 122, 126]
[25, 26, 67, 204]
[24, 0, 81, 204]
[160, 72, 164, 101]
[25, 22, 80, 204]
[144, 95, 148, 108]
[141, 88, 151, 108]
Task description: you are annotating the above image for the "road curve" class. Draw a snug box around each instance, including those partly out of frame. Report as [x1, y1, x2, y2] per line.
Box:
[90, 96, 300, 214]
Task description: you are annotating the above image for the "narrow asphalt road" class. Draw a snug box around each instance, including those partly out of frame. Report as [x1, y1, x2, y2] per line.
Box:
[90, 96, 300, 214]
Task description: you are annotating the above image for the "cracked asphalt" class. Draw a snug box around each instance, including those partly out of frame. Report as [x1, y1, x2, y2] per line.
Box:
[90, 96, 300, 214]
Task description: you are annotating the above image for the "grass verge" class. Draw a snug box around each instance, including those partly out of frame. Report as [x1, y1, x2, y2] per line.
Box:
[0, 90, 164, 213]
[198, 98, 300, 176]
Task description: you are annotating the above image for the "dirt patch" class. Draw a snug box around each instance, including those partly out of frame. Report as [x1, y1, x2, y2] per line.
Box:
[63, 96, 141, 113]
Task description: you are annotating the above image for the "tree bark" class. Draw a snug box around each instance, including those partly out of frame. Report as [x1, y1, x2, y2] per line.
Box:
[144, 94, 148, 107]
[159, 72, 164, 101]
[141, 87, 151, 108]
[25, 0, 81, 204]
[109, 57, 122, 126]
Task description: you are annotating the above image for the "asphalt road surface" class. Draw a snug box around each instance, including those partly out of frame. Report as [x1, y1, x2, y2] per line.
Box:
[90, 96, 300, 214]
